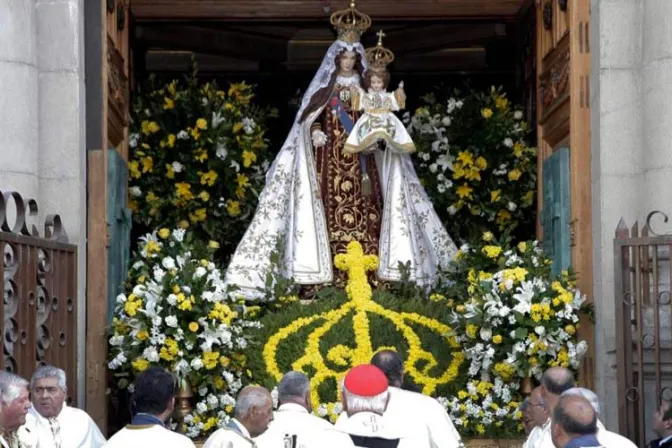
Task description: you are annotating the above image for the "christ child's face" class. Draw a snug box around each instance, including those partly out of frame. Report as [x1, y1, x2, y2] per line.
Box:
[369, 74, 384, 92]
[339, 51, 357, 74]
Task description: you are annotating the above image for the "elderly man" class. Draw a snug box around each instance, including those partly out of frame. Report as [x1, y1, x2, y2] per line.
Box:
[255, 372, 352, 448]
[334, 364, 430, 448]
[651, 398, 672, 448]
[27, 365, 105, 447]
[524, 386, 550, 448]
[549, 395, 601, 448]
[535, 367, 577, 448]
[204, 386, 273, 448]
[0, 371, 34, 448]
[104, 367, 195, 447]
[561, 387, 636, 447]
[363, 350, 463, 448]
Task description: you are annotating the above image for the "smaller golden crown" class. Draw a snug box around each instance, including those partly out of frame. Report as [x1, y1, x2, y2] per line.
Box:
[330, 1, 372, 44]
[365, 30, 395, 74]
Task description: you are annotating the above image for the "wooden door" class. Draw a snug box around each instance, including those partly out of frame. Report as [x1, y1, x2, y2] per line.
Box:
[535, 0, 593, 387]
[86, 0, 132, 435]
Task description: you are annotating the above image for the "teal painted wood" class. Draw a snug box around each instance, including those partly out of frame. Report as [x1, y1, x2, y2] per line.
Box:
[541, 147, 571, 276]
[107, 149, 132, 322]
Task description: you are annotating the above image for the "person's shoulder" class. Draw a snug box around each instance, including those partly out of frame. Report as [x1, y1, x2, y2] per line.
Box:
[206, 427, 254, 445]
[598, 428, 637, 447]
[393, 387, 444, 410]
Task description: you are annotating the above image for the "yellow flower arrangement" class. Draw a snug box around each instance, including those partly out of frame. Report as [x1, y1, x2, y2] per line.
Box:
[262, 241, 464, 411]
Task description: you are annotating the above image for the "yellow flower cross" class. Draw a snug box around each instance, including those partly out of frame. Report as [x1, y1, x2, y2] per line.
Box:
[263, 241, 464, 408]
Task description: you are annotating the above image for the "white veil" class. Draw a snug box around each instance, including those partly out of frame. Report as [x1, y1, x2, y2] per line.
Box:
[224, 39, 368, 299]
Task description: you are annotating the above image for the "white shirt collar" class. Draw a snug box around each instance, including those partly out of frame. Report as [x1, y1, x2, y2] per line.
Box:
[277, 403, 309, 413]
[660, 435, 672, 445]
[232, 418, 251, 439]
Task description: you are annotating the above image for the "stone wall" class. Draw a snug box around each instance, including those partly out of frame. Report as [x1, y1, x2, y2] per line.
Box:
[0, 0, 86, 404]
[592, 0, 672, 436]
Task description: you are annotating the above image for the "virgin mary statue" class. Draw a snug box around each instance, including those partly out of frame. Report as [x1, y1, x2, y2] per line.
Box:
[224, 1, 457, 299]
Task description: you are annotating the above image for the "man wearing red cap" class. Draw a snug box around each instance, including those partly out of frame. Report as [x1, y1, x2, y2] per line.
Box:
[334, 365, 430, 448]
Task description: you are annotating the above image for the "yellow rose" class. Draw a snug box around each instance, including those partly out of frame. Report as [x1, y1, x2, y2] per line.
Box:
[163, 97, 175, 110]
[208, 240, 220, 249]
[136, 330, 149, 341]
[565, 324, 576, 335]
[492, 335, 503, 344]
[132, 358, 149, 371]
[490, 190, 501, 203]
[158, 228, 170, 239]
[482, 231, 494, 242]
[456, 305, 465, 313]
[481, 108, 493, 119]
[179, 220, 190, 229]
[196, 118, 208, 130]
[189, 322, 199, 332]
[518, 241, 527, 253]
[508, 169, 522, 181]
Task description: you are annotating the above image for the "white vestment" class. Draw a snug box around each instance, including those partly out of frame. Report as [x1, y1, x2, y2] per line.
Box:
[204, 419, 256, 448]
[344, 90, 415, 155]
[223, 40, 456, 298]
[0, 422, 38, 448]
[28, 405, 105, 448]
[335, 411, 430, 448]
[596, 420, 636, 448]
[254, 403, 342, 448]
[534, 420, 554, 448]
[523, 425, 544, 448]
[103, 424, 195, 447]
[337, 387, 461, 448]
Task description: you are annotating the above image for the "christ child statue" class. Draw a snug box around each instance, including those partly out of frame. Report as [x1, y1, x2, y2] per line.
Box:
[344, 33, 416, 156]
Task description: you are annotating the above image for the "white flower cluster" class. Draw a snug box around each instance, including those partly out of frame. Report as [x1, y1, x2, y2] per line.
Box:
[107, 229, 256, 439]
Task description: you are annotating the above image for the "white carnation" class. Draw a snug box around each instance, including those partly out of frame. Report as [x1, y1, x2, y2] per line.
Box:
[177, 130, 189, 140]
[503, 138, 514, 147]
[196, 402, 208, 414]
[167, 294, 178, 306]
[514, 110, 523, 120]
[172, 161, 184, 173]
[143, 346, 160, 362]
[191, 358, 204, 371]
[109, 335, 124, 346]
[216, 142, 228, 160]
[162, 257, 176, 270]
[130, 186, 142, 197]
[194, 267, 207, 279]
[429, 163, 438, 173]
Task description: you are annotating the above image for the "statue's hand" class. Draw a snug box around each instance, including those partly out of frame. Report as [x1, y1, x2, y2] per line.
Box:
[311, 129, 328, 149]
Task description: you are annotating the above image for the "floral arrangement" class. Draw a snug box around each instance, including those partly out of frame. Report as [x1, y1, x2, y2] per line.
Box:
[107, 228, 261, 439]
[406, 87, 537, 242]
[250, 241, 463, 422]
[127, 72, 277, 256]
[429, 234, 588, 437]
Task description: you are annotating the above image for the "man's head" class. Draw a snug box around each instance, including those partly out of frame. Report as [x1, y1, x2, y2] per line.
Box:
[541, 367, 576, 413]
[30, 365, 67, 418]
[525, 386, 550, 428]
[520, 398, 535, 435]
[277, 372, 311, 411]
[341, 364, 389, 417]
[133, 367, 176, 423]
[561, 388, 601, 418]
[0, 371, 30, 431]
[550, 395, 597, 448]
[234, 386, 273, 438]
[653, 399, 672, 438]
[370, 350, 403, 388]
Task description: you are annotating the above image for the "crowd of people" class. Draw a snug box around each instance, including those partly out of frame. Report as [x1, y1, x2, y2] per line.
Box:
[0, 360, 670, 447]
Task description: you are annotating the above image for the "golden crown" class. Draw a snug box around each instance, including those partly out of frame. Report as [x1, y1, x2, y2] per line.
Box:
[365, 30, 395, 73]
[330, 1, 372, 44]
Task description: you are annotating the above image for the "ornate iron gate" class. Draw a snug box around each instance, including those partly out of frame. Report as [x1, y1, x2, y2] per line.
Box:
[615, 211, 672, 447]
[0, 190, 78, 405]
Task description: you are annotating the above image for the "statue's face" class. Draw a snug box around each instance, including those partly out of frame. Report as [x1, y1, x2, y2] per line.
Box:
[339, 51, 357, 73]
[369, 74, 384, 92]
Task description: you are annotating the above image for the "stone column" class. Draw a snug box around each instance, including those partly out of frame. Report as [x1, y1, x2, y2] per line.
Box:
[0, 0, 38, 200]
[591, 0, 643, 431]
[35, 0, 87, 404]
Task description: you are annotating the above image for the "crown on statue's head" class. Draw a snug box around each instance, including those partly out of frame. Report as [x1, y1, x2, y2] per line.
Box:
[365, 30, 395, 74]
[330, 1, 372, 44]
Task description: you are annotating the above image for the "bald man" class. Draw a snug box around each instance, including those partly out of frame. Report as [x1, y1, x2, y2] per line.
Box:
[561, 388, 636, 448]
[523, 387, 550, 448]
[204, 386, 274, 448]
[535, 368, 577, 448]
[550, 395, 601, 448]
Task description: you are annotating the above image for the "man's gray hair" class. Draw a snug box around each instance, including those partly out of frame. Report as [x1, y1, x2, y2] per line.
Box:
[30, 365, 67, 392]
[234, 387, 271, 418]
[561, 387, 601, 416]
[0, 371, 28, 407]
[278, 371, 310, 402]
[342, 383, 388, 415]
[520, 397, 530, 413]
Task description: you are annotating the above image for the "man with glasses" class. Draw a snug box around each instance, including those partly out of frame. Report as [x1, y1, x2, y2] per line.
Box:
[650, 397, 672, 448]
[523, 386, 550, 448]
[27, 365, 105, 448]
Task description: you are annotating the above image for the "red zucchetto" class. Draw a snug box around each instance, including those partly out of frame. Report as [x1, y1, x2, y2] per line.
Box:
[344, 364, 389, 396]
